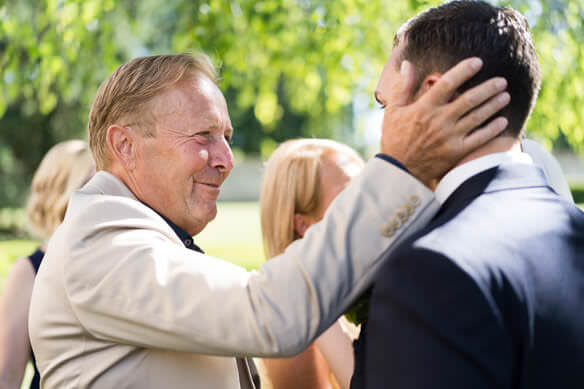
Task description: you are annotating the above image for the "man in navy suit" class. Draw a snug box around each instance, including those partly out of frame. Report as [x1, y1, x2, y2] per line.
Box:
[353, 1, 584, 388]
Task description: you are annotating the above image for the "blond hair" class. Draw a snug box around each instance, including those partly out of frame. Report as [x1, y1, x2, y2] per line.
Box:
[88, 52, 218, 170]
[260, 139, 363, 259]
[26, 140, 95, 241]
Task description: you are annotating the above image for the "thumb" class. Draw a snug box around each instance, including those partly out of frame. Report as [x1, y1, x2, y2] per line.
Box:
[391, 60, 416, 107]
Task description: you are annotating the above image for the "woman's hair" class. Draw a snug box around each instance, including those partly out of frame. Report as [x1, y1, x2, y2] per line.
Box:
[26, 140, 95, 240]
[260, 138, 363, 259]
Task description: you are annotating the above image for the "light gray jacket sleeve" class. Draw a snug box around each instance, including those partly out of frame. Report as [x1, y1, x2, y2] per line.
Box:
[63, 158, 439, 357]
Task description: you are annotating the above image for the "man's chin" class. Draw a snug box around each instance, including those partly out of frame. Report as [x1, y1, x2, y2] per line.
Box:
[187, 203, 218, 235]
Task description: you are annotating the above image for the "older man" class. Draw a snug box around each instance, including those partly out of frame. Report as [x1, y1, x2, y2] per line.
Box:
[29, 51, 509, 388]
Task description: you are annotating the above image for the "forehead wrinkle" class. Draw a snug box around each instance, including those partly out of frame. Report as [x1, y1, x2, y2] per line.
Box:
[148, 75, 232, 139]
[147, 85, 190, 128]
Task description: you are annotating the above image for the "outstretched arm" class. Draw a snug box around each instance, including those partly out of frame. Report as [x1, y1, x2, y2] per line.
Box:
[314, 318, 357, 389]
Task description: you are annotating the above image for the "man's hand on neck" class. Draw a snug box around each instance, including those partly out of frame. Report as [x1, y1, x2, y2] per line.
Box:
[380, 58, 510, 188]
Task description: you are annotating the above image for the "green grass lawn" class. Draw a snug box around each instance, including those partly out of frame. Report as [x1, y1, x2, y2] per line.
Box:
[195, 201, 265, 270]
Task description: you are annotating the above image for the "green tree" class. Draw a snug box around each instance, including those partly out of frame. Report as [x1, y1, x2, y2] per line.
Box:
[0, 0, 583, 207]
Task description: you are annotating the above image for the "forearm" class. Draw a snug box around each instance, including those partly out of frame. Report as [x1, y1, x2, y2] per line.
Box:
[261, 345, 332, 389]
[315, 320, 355, 389]
[0, 371, 25, 389]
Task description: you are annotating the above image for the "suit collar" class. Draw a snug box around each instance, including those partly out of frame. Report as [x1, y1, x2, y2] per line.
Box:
[435, 163, 549, 222]
[435, 151, 533, 204]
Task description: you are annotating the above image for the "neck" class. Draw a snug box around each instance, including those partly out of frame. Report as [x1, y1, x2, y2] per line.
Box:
[455, 135, 521, 168]
[428, 136, 521, 190]
[103, 164, 146, 206]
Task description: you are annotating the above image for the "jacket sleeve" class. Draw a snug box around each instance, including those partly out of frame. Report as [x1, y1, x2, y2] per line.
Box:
[63, 158, 439, 357]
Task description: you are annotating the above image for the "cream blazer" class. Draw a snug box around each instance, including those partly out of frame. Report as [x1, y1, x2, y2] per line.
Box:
[29, 158, 438, 388]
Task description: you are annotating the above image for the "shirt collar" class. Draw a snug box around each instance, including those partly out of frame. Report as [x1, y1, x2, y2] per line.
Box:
[142, 203, 204, 253]
[434, 151, 533, 205]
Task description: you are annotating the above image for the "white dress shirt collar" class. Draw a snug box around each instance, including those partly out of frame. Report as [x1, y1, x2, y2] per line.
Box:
[434, 151, 533, 204]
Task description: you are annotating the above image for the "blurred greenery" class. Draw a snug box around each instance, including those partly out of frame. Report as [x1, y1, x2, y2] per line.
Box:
[571, 185, 584, 204]
[0, 0, 583, 207]
[0, 240, 38, 291]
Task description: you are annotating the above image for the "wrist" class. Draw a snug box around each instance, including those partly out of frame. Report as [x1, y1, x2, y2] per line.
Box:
[375, 154, 409, 173]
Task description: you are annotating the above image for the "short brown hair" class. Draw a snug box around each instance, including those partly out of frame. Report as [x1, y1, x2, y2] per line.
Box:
[395, 0, 541, 137]
[88, 53, 218, 169]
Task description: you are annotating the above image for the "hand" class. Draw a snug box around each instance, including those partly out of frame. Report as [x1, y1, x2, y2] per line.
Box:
[380, 57, 510, 187]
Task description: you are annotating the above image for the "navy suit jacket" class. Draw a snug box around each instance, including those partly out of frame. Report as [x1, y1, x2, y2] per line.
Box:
[353, 162, 584, 388]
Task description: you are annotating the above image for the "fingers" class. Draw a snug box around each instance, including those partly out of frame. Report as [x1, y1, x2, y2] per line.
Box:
[462, 116, 509, 152]
[423, 57, 483, 105]
[450, 77, 508, 119]
[455, 91, 510, 132]
[391, 61, 416, 107]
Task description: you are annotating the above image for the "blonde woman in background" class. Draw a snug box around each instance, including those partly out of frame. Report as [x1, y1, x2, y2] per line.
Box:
[259, 139, 363, 389]
[0, 140, 94, 389]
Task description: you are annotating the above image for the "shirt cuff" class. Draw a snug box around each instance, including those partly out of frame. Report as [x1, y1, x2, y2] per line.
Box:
[375, 153, 410, 174]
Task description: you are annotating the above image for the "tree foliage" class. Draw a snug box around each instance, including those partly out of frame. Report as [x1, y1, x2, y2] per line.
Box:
[0, 0, 583, 206]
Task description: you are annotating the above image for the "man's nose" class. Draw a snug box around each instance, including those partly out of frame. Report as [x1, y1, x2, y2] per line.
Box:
[209, 136, 234, 173]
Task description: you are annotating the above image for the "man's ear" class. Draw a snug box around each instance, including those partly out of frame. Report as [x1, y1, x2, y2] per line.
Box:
[416, 73, 442, 99]
[293, 213, 313, 239]
[106, 124, 138, 170]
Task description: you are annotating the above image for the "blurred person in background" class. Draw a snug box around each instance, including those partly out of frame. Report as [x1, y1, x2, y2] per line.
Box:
[0, 140, 94, 389]
[259, 139, 363, 389]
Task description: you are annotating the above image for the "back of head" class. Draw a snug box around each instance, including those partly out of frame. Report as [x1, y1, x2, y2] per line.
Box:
[397, 0, 541, 136]
[26, 140, 95, 241]
[260, 139, 362, 259]
[88, 52, 218, 170]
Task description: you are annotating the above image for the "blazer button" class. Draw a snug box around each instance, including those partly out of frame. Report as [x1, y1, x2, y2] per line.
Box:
[397, 208, 409, 223]
[391, 217, 402, 230]
[381, 224, 396, 237]
[409, 194, 421, 207]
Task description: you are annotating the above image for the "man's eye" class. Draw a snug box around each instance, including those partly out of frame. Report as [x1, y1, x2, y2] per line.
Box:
[225, 135, 233, 145]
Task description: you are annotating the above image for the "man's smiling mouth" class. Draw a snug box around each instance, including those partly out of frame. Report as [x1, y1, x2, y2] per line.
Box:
[195, 180, 221, 188]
